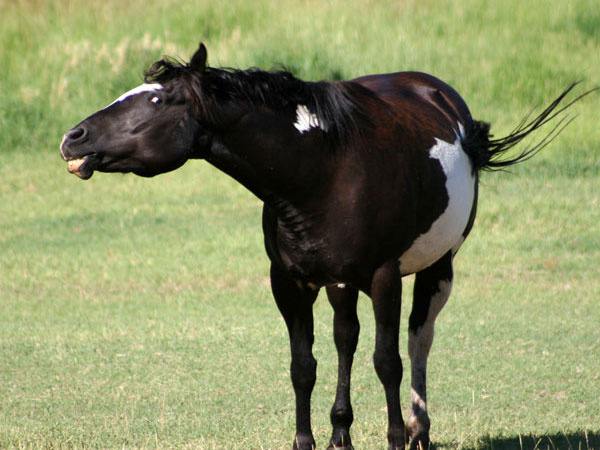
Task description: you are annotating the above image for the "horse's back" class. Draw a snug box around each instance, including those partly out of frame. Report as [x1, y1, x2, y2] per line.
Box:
[353, 71, 473, 137]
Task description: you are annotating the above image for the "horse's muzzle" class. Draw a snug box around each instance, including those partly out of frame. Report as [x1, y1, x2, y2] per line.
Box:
[60, 127, 95, 180]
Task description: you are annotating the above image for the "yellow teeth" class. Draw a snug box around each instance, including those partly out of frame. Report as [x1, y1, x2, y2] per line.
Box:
[67, 158, 85, 173]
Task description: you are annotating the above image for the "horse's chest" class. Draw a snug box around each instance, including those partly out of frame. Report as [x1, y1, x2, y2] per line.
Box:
[399, 134, 475, 275]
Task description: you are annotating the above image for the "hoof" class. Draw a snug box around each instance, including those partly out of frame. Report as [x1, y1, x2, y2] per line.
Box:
[328, 427, 353, 450]
[406, 415, 430, 450]
[408, 433, 430, 450]
[294, 434, 316, 450]
[327, 445, 354, 450]
[294, 443, 316, 450]
[327, 438, 354, 450]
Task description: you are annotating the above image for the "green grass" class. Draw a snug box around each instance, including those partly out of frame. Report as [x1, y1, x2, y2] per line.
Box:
[1, 0, 599, 448]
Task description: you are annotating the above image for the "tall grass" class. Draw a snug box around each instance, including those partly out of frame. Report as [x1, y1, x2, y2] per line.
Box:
[1, 0, 599, 448]
[2, 0, 599, 162]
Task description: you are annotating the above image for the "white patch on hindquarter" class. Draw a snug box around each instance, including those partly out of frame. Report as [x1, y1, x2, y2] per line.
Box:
[294, 104, 327, 133]
[399, 125, 474, 275]
[103, 83, 163, 109]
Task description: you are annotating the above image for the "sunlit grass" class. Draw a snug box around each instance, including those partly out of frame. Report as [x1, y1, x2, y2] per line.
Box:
[1, 0, 599, 448]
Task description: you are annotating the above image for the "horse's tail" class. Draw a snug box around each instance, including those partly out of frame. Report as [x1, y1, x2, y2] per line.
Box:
[461, 82, 596, 172]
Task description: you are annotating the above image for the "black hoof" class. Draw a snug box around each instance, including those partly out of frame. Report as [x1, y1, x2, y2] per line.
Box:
[327, 444, 354, 450]
[408, 432, 430, 450]
[294, 434, 316, 450]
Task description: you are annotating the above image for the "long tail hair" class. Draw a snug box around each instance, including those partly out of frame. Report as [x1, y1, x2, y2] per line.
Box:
[462, 82, 597, 172]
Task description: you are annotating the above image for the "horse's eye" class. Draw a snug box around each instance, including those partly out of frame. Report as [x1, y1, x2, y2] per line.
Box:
[150, 96, 162, 105]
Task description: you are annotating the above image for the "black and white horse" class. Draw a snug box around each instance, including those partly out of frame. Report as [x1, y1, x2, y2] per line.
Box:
[60, 43, 588, 450]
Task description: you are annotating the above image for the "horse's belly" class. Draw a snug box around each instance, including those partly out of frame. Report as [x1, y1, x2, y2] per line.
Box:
[399, 131, 475, 275]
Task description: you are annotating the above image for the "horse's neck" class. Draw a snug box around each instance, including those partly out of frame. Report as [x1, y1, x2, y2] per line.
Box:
[205, 112, 331, 208]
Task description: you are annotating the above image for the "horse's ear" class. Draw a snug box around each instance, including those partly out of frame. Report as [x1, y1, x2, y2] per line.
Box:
[190, 43, 207, 72]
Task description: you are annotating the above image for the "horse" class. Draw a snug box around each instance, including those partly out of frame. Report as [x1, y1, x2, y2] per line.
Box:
[59, 43, 591, 450]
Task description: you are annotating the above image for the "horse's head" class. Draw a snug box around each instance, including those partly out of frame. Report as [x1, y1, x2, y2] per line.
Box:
[60, 44, 211, 179]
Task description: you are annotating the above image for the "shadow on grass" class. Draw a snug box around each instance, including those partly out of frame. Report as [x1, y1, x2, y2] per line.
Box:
[448, 431, 600, 450]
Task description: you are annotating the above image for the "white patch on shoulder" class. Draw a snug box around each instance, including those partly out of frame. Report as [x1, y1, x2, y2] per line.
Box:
[104, 83, 163, 109]
[399, 125, 475, 275]
[294, 104, 327, 133]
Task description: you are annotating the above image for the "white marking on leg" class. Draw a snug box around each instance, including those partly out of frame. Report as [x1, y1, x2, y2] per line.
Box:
[408, 279, 452, 431]
[399, 127, 475, 275]
[411, 387, 427, 412]
[103, 83, 163, 109]
[294, 104, 327, 133]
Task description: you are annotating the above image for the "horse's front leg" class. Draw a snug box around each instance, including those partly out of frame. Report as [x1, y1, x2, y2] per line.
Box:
[370, 260, 406, 450]
[270, 263, 319, 450]
[326, 284, 360, 450]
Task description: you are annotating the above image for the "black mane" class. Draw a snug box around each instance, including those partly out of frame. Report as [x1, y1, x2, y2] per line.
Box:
[144, 57, 377, 144]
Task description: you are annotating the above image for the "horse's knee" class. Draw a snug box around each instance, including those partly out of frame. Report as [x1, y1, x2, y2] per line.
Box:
[291, 356, 317, 392]
[373, 351, 403, 386]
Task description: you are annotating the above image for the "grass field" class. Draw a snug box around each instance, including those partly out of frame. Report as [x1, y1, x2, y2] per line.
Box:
[1, 0, 599, 448]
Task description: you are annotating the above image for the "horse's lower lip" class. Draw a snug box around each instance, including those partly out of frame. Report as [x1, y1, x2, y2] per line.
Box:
[66, 155, 94, 179]
[67, 158, 86, 173]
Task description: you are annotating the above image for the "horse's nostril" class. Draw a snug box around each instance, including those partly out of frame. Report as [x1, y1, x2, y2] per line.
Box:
[66, 127, 88, 142]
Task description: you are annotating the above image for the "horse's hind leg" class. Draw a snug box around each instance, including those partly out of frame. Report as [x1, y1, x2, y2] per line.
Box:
[326, 284, 360, 450]
[407, 251, 453, 450]
[370, 260, 406, 450]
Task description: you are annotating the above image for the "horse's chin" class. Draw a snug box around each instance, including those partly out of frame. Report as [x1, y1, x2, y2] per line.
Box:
[72, 168, 94, 180]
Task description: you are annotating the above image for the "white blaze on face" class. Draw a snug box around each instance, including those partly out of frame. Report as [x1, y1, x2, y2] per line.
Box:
[103, 83, 164, 109]
[399, 124, 475, 275]
[294, 104, 327, 133]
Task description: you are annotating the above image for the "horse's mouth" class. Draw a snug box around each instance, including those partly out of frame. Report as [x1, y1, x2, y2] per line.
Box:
[64, 154, 96, 180]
